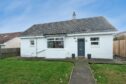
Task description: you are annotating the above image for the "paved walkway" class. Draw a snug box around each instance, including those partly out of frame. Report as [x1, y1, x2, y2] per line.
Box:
[69, 59, 95, 84]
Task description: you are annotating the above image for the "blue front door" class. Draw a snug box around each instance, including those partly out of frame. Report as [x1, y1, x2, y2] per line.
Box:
[78, 39, 85, 56]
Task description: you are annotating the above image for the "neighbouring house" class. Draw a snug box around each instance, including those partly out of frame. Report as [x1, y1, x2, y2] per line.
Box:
[114, 31, 126, 40]
[0, 32, 21, 49]
[20, 16, 117, 59]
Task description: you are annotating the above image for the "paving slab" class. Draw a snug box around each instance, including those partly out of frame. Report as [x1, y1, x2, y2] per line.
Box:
[69, 59, 95, 84]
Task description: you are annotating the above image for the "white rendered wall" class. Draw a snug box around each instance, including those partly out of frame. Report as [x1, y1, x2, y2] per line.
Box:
[21, 34, 114, 59]
[84, 35, 113, 59]
[21, 38, 36, 57]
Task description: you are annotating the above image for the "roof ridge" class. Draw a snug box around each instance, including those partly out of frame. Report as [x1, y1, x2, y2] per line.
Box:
[0, 32, 22, 35]
[34, 16, 105, 26]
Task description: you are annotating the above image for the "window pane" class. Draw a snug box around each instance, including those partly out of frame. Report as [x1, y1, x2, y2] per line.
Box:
[91, 42, 99, 45]
[48, 41, 54, 48]
[48, 41, 64, 48]
[48, 38, 54, 41]
[90, 37, 99, 41]
[55, 38, 63, 41]
[54, 41, 64, 48]
[59, 41, 63, 48]
[30, 40, 34, 45]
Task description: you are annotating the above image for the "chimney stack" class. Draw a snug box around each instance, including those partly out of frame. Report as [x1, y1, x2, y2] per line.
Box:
[72, 11, 76, 19]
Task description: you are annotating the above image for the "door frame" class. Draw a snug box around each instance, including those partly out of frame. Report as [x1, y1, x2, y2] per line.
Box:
[77, 38, 85, 56]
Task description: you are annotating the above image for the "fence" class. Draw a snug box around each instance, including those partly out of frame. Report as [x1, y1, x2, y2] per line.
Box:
[0, 48, 20, 57]
[113, 40, 126, 57]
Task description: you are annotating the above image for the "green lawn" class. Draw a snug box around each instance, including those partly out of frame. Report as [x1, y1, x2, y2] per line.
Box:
[0, 57, 73, 84]
[90, 64, 126, 84]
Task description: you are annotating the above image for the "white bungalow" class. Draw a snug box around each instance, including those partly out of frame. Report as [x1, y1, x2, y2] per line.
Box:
[20, 16, 117, 59]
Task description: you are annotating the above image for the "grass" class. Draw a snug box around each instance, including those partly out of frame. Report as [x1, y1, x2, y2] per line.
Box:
[0, 57, 73, 84]
[90, 64, 126, 84]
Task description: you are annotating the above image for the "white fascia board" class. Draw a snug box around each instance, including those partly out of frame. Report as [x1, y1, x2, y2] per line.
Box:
[20, 31, 117, 39]
[20, 36, 44, 39]
[67, 31, 117, 37]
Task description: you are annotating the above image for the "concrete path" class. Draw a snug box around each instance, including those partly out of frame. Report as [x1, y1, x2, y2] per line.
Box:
[69, 59, 95, 84]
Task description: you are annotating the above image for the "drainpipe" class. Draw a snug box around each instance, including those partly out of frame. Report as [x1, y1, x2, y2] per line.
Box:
[0, 45, 1, 56]
[35, 36, 38, 57]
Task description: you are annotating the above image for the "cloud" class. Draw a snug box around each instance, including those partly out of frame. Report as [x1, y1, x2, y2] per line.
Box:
[0, 0, 98, 33]
[4, 1, 26, 12]
[0, 0, 126, 33]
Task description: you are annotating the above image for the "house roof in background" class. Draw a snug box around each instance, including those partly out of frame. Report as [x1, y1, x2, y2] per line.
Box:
[116, 31, 126, 36]
[21, 16, 117, 36]
[0, 32, 22, 44]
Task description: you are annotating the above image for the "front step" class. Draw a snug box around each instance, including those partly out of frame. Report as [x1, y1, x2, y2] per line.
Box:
[76, 56, 86, 61]
[77, 56, 85, 59]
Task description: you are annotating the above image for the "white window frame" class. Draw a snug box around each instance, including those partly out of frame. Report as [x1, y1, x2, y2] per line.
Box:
[90, 37, 100, 46]
[47, 37, 64, 48]
[30, 39, 35, 46]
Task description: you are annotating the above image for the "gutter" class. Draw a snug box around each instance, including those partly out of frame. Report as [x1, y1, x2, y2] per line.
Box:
[67, 31, 118, 37]
[20, 31, 118, 39]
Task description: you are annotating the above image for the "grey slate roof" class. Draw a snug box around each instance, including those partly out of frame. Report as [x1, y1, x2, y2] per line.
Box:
[21, 16, 117, 36]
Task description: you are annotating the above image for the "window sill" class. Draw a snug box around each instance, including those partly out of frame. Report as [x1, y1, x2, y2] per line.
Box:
[47, 48, 64, 49]
[30, 45, 35, 47]
[91, 46, 100, 48]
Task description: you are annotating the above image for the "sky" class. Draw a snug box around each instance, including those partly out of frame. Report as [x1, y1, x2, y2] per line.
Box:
[0, 0, 126, 33]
